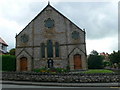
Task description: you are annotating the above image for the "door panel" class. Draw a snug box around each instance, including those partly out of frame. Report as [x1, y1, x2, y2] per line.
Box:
[20, 57, 27, 71]
[74, 54, 82, 69]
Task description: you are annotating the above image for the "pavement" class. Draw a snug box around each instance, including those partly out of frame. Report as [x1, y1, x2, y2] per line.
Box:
[1, 85, 119, 90]
[0, 80, 119, 88]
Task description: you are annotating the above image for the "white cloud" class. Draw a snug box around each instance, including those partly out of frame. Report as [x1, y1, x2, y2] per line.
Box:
[0, 0, 118, 54]
[53, 2, 117, 41]
[86, 35, 118, 54]
[0, 17, 23, 50]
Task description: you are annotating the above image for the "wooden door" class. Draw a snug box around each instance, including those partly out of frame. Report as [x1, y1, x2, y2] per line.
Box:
[20, 57, 27, 71]
[74, 54, 82, 69]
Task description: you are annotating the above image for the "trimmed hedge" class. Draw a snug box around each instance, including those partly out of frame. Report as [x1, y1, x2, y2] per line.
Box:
[0, 55, 16, 71]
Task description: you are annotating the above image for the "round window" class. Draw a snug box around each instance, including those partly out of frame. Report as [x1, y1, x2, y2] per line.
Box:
[71, 31, 80, 40]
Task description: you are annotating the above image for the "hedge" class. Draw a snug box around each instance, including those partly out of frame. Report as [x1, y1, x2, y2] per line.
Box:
[0, 55, 16, 71]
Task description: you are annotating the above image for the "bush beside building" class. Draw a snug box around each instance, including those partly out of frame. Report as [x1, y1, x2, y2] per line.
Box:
[0, 55, 16, 71]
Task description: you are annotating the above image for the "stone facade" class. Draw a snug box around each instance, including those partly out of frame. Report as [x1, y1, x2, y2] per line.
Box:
[16, 4, 87, 71]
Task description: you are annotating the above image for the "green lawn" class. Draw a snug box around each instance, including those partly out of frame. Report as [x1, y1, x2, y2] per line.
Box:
[82, 69, 114, 74]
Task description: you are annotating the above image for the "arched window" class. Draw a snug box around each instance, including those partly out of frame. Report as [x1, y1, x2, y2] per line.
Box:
[41, 43, 45, 58]
[47, 40, 53, 57]
[55, 42, 59, 57]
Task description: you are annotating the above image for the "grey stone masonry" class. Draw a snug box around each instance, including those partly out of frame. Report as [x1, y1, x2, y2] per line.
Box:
[2, 72, 120, 84]
[15, 4, 87, 71]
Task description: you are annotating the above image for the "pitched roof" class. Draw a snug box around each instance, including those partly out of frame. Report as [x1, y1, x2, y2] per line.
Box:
[0, 37, 8, 46]
[16, 4, 85, 37]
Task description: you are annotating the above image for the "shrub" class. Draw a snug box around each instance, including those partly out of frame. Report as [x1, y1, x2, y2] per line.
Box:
[33, 67, 48, 72]
[88, 55, 104, 69]
[55, 68, 68, 73]
[33, 67, 68, 73]
[103, 61, 112, 67]
[0, 55, 16, 71]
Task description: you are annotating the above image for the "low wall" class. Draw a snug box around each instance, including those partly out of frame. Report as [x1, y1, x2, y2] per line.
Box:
[1, 72, 120, 83]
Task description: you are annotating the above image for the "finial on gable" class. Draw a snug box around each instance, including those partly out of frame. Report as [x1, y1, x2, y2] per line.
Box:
[15, 33, 17, 37]
[83, 28, 85, 31]
[83, 28, 86, 32]
[48, 1, 50, 5]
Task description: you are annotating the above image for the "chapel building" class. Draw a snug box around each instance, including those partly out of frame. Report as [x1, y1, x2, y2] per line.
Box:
[16, 3, 87, 71]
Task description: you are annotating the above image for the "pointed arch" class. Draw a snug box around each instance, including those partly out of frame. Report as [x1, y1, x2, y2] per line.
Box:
[55, 42, 59, 57]
[47, 40, 53, 57]
[74, 54, 82, 69]
[20, 57, 28, 71]
[41, 43, 45, 58]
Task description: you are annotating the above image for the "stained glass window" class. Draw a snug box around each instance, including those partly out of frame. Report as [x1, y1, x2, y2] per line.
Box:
[44, 18, 54, 28]
[41, 43, 45, 58]
[20, 34, 29, 43]
[55, 42, 59, 57]
[47, 40, 53, 57]
[71, 31, 80, 40]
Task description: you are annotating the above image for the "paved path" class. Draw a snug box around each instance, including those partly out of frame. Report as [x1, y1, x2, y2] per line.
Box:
[0, 80, 119, 87]
[1, 84, 120, 89]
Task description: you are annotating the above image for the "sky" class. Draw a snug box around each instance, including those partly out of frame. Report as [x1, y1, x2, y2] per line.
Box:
[0, 0, 118, 54]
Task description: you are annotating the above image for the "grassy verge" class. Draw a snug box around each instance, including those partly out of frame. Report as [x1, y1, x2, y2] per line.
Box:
[82, 69, 114, 74]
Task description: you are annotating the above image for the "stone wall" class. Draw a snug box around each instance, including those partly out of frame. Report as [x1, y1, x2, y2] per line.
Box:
[1, 72, 119, 83]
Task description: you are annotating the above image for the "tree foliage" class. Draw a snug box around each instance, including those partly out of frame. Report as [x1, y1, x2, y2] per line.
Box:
[88, 50, 104, 69]
[9, 48, 15, 55]
[90, 50, 99, 55]
[109, 51, 120, 68]
[103, 60, 111, 66]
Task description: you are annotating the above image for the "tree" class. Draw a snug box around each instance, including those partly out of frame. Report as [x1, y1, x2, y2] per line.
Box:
[88, 50, 104, 69]
[109, 51, 120, 68]
[90, 50, 99, 55]
[9, 48, 15, 55]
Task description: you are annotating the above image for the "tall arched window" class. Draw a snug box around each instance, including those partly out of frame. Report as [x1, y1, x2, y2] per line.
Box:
[47, 40, 53, 57]
[55, 42, 59, 57]
[41, 43, 45, 58]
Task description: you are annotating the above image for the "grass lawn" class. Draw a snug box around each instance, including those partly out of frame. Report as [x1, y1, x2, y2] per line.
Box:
[82, 69, 114, 74]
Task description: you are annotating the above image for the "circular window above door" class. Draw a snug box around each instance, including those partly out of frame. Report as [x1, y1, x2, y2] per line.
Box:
[20, 34, 29, 43]
[44, 18, 54, 28]
[71, 31, 80, 40]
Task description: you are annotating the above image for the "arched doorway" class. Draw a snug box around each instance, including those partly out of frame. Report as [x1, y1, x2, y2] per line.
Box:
[20, 57, 28, 71]
[47, 59, 54, 68]
[74, 54, 82, 69]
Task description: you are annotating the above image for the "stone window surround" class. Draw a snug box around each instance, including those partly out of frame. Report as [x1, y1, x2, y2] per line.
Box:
[41, 40, 60, 59]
